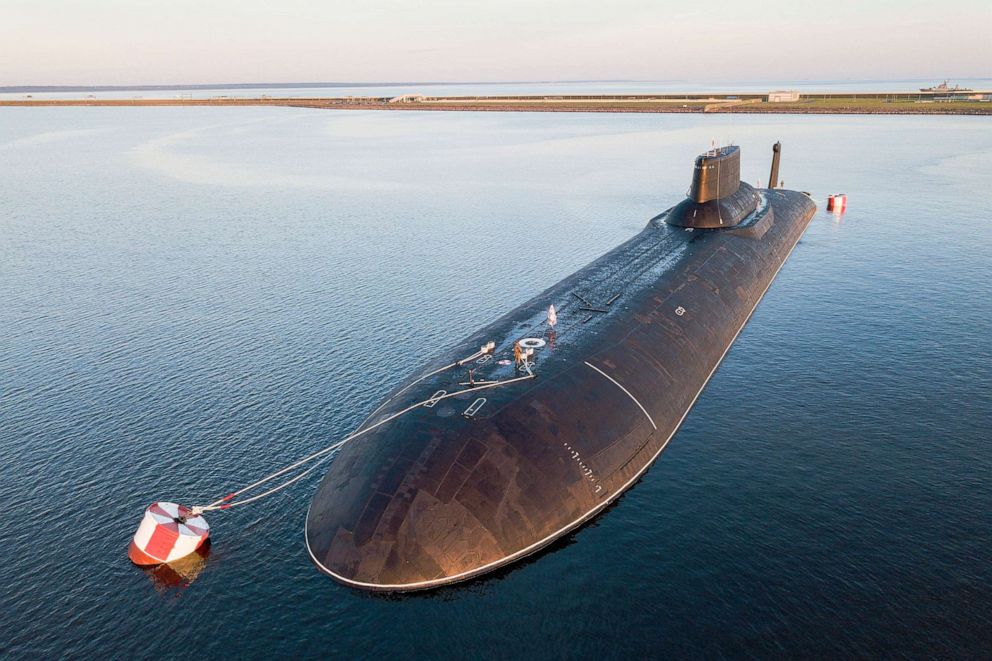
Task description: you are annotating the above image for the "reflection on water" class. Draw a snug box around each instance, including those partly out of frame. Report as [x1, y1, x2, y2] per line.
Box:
[142, 542, 211, 595]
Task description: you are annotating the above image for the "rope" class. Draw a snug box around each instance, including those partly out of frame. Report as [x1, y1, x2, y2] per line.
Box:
[200, 455, 333, 510]
[189, 345, 530, 515]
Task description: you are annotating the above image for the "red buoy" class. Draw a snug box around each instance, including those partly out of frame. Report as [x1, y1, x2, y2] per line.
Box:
[128, 502, 210, 566]
[827, 193, 847, 212]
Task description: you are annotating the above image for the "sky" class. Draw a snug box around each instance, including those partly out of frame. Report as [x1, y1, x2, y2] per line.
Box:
[1, 0, 990, 86]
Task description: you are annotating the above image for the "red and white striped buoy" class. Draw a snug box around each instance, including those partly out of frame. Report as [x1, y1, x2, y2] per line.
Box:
[128, 502, 210, 566]
[827, 193, 847, 212]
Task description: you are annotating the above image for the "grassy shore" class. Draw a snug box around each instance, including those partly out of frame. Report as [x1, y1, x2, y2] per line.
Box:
[2, 95, 989, 115]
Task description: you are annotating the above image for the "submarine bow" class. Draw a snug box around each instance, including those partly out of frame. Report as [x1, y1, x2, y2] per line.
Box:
[306, 144, 816, 591]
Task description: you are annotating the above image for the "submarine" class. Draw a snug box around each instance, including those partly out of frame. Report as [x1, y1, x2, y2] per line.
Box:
[305, 142, 816, 591]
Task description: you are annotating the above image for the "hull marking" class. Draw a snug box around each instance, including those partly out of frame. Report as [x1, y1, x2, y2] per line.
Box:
[584, 361, 657, 430]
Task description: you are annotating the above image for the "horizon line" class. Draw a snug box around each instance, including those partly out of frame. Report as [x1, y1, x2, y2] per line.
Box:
[4, 76, 990, 94]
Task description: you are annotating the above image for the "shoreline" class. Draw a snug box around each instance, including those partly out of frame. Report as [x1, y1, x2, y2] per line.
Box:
[2, 94, 990, 115]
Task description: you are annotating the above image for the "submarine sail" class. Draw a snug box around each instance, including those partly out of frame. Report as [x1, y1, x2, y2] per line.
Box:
[306, 143, 817, 591]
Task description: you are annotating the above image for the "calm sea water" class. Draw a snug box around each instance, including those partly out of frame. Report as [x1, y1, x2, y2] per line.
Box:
[1, 108, 990, 658]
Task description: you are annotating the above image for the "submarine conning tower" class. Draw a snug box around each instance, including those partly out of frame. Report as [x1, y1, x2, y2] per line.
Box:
[665, 145, 760, 229]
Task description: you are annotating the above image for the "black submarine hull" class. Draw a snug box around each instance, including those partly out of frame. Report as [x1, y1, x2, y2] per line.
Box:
[306, 160, 816, 592]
